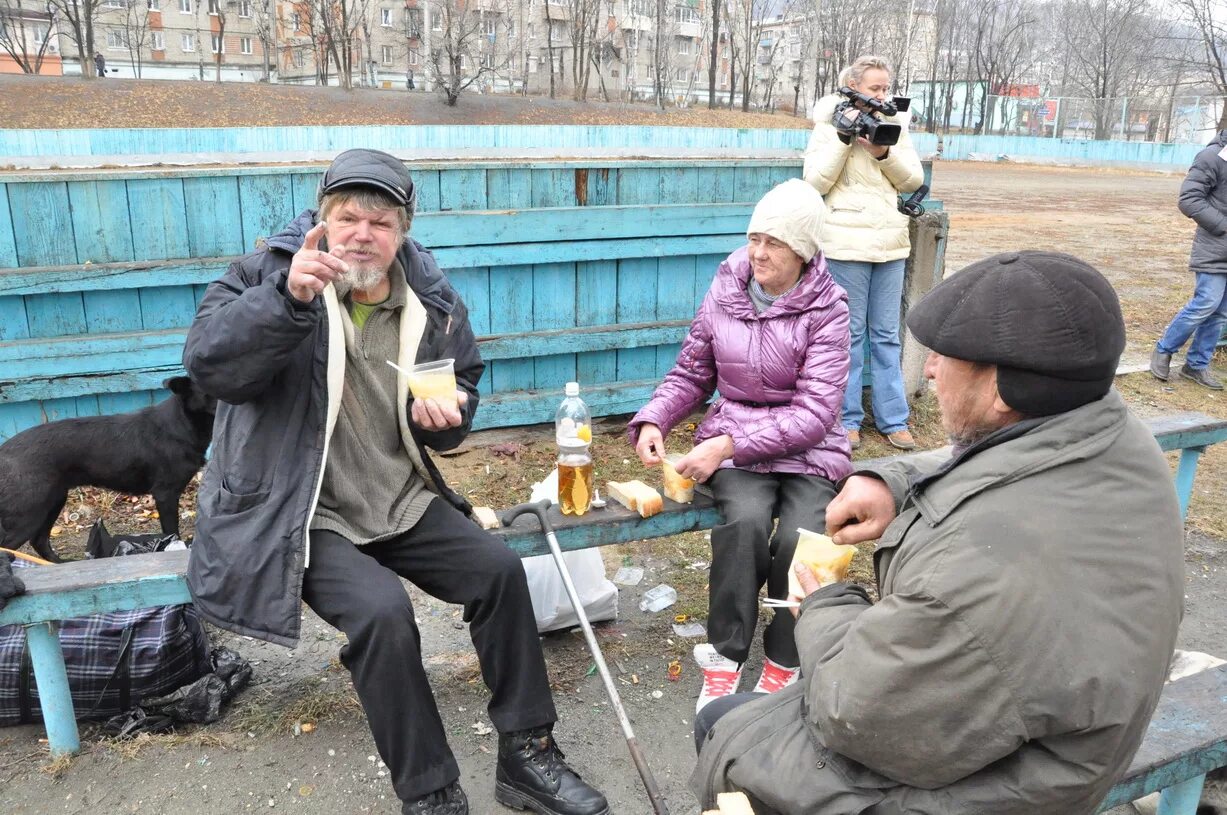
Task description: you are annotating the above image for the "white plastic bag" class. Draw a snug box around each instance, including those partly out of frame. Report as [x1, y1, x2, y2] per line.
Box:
[520, 469, 619, 633]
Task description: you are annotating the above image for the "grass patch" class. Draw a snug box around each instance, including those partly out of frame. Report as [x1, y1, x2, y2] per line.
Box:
[225, 678, 362, 737]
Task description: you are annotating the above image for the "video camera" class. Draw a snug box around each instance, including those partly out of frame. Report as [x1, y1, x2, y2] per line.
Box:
[832, 86, 911, 146]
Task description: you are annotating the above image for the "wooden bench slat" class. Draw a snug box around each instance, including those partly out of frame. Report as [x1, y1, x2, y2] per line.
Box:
[1097, 665, 1227, 810]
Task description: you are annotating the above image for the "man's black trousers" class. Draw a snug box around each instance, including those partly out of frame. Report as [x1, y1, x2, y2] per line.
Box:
[303, 499, 557, 801]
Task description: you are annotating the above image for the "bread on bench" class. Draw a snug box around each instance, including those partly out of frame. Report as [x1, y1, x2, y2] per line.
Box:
[606, 480, 663, 518]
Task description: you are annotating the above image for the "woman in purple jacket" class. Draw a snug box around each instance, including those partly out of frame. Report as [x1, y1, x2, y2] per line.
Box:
[628, 179, 853, 713]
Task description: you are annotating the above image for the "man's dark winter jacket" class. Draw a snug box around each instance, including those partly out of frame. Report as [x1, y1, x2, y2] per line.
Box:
[1179, 130, 1227, 275]
[183, 210, 484, 647]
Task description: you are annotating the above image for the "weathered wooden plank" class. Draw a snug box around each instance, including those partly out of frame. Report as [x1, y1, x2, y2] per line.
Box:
[24, 293, 87, 339]
[530, 168, 575, 208]
[733, 166, 773, 203]
[486, 168, 533, 210]
[694, 252, 725, 309]
[238, 174, 294, 253]
[1098, 666, 1227, 810]
[138, 285, 198, 331]
[532, 261, 577, 389]
[183, 177, 245, 258]
[439, 168, 488, 211]
[7, 181, 76, 266]
[414, 203, 753, 248]
[615, 257, 659, 381]
[0, 552, 193, 627]
[0, 401, 45, 440]
[475, 378, 659, 430]
[654, 254, 697, 377]
[414, 169, 442, 213]
[83, 289, 144, 335]
[616, 167, 662, 205]
[39, 396, 80, 422]
[575, 259, 618, 386]
[487, 264, 536, 394]
[582, 167, 614, 206]
[290, 171, 323, 214]
[97, 390, 155, 414]
[1149, 413, 1227, 450]
[66, 179, 134, 264]
[0, 183, 19, 268]
[0, 295, 30, 341]
[0, 235, 745, 295]
[127, 178, 190, 261]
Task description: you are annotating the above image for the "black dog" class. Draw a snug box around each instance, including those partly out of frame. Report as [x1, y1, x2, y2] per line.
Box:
[0, 377, 216, 562]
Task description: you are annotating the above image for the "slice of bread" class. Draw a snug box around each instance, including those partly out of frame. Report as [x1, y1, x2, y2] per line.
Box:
[787, 528, 858, 598]
[661, 456, 695, 504]
[471, 506, 501, 530]
[607, 480, 663, 518]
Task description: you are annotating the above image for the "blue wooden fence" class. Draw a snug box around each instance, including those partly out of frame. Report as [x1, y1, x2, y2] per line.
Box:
[0, 124, 1215, 170]
[0, 157, 803, 440]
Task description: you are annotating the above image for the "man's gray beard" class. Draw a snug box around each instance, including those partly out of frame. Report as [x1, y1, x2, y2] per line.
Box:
[341, 262, 387, 293]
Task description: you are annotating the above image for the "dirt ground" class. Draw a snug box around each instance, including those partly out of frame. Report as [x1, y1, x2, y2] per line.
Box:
[0, 74, 811, 131]
[2, 159, 1226, 814]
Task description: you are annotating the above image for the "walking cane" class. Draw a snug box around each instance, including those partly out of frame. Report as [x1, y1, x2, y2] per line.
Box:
[501, 499, 671, 815]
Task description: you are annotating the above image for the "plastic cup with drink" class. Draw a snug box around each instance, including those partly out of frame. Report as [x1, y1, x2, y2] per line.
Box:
[387, 358, 459, 410]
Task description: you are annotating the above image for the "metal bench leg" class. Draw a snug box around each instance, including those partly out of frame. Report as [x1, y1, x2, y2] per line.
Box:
[1174, 446, 1206, 521]
[1156, 774, 1206, 815]
[25, 621, 81, 757]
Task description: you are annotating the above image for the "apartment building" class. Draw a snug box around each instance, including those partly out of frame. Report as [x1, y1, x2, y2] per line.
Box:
[0, 1, 64, 74]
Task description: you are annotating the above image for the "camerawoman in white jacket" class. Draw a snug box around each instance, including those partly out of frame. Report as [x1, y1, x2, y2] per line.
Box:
[804, 55, 924, 451]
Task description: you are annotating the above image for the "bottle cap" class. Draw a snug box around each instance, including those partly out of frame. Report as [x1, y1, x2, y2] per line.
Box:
[564, 382, 579, 397]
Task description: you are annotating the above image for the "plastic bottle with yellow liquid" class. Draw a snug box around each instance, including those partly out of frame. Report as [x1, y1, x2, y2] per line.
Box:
[555, 382, 594, 515]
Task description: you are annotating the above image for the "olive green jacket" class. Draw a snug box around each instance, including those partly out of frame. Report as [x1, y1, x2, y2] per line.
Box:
[692, 390, 1184, 814]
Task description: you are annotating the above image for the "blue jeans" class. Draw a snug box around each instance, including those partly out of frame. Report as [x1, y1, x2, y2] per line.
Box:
[827, 258, 910, 434]
[1157, 273, 1227, 370]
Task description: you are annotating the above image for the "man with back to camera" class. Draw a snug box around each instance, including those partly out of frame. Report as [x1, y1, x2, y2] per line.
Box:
[691, 251, 1185, 814]
[183, 149, 609, 815]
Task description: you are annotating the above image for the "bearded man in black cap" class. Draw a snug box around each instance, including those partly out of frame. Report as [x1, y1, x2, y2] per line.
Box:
[691, 251, 1184, 814]
[183, 149, 609, 815]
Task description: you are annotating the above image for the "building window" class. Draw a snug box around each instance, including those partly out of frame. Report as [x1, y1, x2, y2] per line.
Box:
[526, 23, 534, 39]
[182, 32, 195, 50]
[381, 44, 393, 63]
[405, 8, 422, 35]
[675, 4, 699, 24]
[152, 31, 165, 49]
[624, 29, 637, 49]
[676, 36, 689, 55]
[290, 11, 300, 29]
[431, 13, 441, 31]
[381, 8, 392, 26]
[179, 0, 191, 12]
[147, 0, 159, 9]
[239, 0, 251, 16]
[483, 18, 496, 37]
[240, 36, 252, 54]
[103, 0, 126, 9]
[106, 28, 129, 48]
[292, 48, 304, 67]
[676, 67, 686, 81]
[211, 33, 223, 52]
[207, 0, 217, 13]
[507, 19, 514, 37]
[481, 51, 492, 68]
[408, 48, 418, 65]
[630, 0, 651, 16]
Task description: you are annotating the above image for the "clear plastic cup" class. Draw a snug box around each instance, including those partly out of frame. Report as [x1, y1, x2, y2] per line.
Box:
[402, 358, 458, 409]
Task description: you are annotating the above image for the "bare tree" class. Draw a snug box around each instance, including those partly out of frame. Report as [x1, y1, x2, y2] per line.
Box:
[1171, 0, 1227, 130]
[563, 0, 600, 99]
[47, 0, 102, 78]
[250, 0, 276, 79]
[429, 0, 508, 105]
[967, 0, 1035, 133]
[0, 0, 58, 73]
[1061, 0, 1158, 139]
[706, 0, 720, 105]
[119, 0, 153, 77]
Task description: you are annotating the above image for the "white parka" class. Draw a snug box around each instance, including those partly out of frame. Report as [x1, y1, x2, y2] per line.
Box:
[803, 94, 925, 262]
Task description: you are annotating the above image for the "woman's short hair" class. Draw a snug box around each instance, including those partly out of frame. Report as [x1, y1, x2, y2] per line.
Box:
[319, 188, 413, 237]
[838, 55, 892, 88]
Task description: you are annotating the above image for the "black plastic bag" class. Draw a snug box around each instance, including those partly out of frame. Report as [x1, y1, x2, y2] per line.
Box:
[100, 647, 252, 737]
[85, 520, 186, 559]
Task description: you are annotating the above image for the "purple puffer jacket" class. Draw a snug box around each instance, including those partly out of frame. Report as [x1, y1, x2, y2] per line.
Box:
[628, 245, 853, 480]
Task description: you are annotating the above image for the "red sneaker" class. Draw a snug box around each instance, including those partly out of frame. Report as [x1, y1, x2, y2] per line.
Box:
[752, 658, 800, 694]
[694, 643, 743, 713]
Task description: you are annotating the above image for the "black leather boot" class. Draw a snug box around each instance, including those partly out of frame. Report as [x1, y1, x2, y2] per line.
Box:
[402, 780, 469, 815]
[495, 727, 610, 815]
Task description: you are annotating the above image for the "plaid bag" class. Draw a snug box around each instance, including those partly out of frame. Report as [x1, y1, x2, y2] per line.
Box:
[0, 561, 211, 727]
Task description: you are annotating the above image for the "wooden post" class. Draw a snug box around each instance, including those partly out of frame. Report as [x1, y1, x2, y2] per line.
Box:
[24, 622, 80, 756]
[900, 208, 949, 396]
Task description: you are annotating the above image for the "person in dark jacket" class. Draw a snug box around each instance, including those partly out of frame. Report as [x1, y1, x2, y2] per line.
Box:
[1150, 131, 1227, 390]
[691, 252, 1183, 815]
[628, 179, 852, 713]
[183, 149, 608, 815]
[93, 52, 106, 77]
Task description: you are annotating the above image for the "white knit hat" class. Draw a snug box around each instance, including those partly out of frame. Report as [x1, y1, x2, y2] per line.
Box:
[745, 179, 828, 262]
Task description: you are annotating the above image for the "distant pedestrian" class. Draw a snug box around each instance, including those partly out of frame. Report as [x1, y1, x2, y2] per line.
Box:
[1150, 131, 1227, 390]
[94, 52, 106, 77]
[407, 69, 415, 90]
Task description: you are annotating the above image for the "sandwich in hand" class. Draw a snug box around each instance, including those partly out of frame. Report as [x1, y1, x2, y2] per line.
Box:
[788, 528, 858, 598]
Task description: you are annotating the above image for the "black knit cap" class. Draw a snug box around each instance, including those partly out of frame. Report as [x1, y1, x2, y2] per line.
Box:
[906, 251, 1126, 416]
[318, 149, 415, 208]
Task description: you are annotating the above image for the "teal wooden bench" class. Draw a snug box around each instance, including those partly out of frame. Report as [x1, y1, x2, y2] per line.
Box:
[2, 411, 1225, 814]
